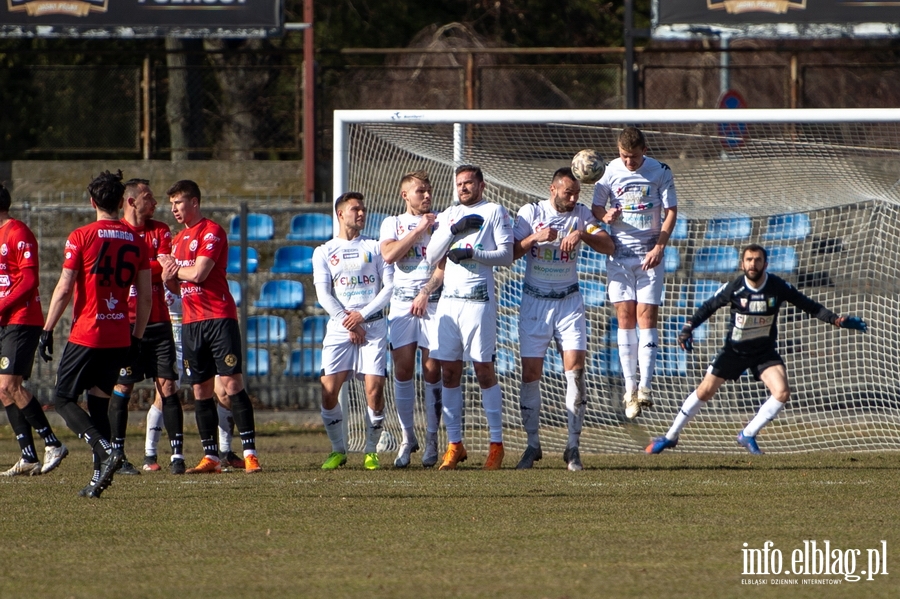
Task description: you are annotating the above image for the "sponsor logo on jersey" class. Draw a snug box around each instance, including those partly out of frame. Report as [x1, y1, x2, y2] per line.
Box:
[152, 238, 159, 248]
[0, 275, 9, 286]
[0, 357, 9, 370]
[65, 240, 77, 250]
[203, 233, 220, 243]
[23, 251, 31, 259]
[749, 300, 767, 313]
[740, 298, 748, 308]
[103, 294, 119, 310]
[224, 354, 237, 367]
[206, 243, 214, 250]
[344, 250, 359, 259]
[329, 254, 340, 266]
[768, 297, 776, 307]
[96, 312, 126, 320]
[339, 275, 377, 286]
[529, 246, 576, 262]
[1, 245, 7, 256]
[621, 201, 654, 211]
[189, 240, 198, 251]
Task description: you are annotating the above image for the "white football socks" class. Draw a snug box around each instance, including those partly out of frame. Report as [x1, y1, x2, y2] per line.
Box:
[743, 396, 785, 438]
[564, 369, 586, 448]
[364, 405, 384, 454]
[617, 328, 638, 392]
[666, 391, 704, 440]
[638, 327, 659, 390]
[481, 384, 503, 444]
[145, 404, 164, 457]
[518, 380, 541, 448]
[424, 381, 442, 434]
[321, 404, 345, 453]
[442, 385, 463, 444]
[393, 377, 416, 443]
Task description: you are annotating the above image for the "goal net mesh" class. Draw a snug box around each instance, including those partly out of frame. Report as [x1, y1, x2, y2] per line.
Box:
[340, 114, 900, 455]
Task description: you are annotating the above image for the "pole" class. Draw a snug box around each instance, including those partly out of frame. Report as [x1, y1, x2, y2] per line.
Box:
[303, 0, 316, 203]
[625, 0, 636, 109]
[239, 201, 248, 379]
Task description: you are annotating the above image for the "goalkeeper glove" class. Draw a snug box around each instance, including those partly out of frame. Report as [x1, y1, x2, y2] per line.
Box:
[447, 247, 474, 264]
[449, 215, 484, 236]
[836, 316, 867, 332]
[677, 324, 694, 351]
[38, 330, 53, 362]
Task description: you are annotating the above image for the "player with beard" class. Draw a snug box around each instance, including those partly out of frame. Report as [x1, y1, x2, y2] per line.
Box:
[646, 244, 867, 455]
[425, 164, 513, 470]
[512, 167, 613, 470]
[379, 171, 445, 468]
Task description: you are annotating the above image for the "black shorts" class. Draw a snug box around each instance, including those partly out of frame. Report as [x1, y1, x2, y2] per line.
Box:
[182, 318, 242, 385]
[117, 322, 178, 384]
[708, 346, 784, 381]
[56, 343, 128, 400]
[0, 325, 41, 379]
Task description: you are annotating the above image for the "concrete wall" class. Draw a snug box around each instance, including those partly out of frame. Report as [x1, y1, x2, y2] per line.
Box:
[5, 160, 306, 200]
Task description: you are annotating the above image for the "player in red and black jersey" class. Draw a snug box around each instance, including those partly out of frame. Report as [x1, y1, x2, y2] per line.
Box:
[107, 178, 186, 476]
[40, 170, 152, 498]
[0, 184, 69, 478]
[646, 244, 867, 456]
[159, 180, 261, 474]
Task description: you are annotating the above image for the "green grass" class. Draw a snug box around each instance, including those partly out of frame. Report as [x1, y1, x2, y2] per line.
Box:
[1, 425, 898, 598]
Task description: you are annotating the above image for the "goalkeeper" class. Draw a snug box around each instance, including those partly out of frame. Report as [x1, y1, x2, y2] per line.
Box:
[646, 244, 867, 455]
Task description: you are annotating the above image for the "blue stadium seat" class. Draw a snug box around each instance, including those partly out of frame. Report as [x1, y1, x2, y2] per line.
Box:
[227, 279, 241, 307]
[578, 250, 607, 275]
[254, 279, 305, 309]
[763, 213, 811, 241]
[705, 214, 751, 240]
[246, 348, 270, 377]
[362, 212, 390, 239]
[581, 278, 606, 308]
[271, 245, 314, 274]
[299, 315, 329, 347]
[690, 279, 726, 308]
[693, 246, 739, 274]
[246, 315, 287, 343]
[664, 246, 681, 273]
[226, 246, 258, 274]
[498, 279, 522, 309]
[767, 245, 798, 274]
[228, 213, 274, 241]
[287, 213, 333, 242]
[285, 348, 323, 378]
[671, 217, 690, 241]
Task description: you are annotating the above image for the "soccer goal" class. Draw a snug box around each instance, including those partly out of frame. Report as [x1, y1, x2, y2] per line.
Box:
[334, 108, 900, 455]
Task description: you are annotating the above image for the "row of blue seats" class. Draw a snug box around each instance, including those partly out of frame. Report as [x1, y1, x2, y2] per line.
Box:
[227, 245, 313, 275]
[247, 347, 322, 378]
[228, 279, 306, 310]
[229, 212, 812, 244]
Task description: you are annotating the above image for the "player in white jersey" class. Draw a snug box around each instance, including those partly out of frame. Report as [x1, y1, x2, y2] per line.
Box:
[592, 126, 678, 419]
[314, 192, 394, 471]
[379, 171, 445, 468]
[513, 167, 614, 471]
[425, 164, 513, 470]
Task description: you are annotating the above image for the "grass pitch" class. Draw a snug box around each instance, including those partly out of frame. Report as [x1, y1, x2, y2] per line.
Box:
[1, 424, 898, 599]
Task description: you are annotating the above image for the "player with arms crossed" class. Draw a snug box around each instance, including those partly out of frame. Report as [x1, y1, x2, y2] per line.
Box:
[0, 184, 69, 477]
[513, 167, 614, 471]
[314, 192, 394, 470]
[40, 170, 152, 497]
[160, 180, 261, 474]
[107, 178, 185, 475]
[592, 126, 677, 419]
[425, 164, 513, 470]
[646, 244, 867, 455]
[379, 171, 445, 468]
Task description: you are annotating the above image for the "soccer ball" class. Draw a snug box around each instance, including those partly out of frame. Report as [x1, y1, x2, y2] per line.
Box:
[571, 149, 605, 184]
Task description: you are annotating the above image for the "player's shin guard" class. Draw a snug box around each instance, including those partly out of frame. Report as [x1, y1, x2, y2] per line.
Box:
[194, 398, 220, 457]
[364, 406, 384, 454]
[743, 396, 785, 438]
[617, 328, 639, 392]
[393, 377, 416, 441]
[442, 386, 463, 444]
[481, 385, 503, 444]
[638, 328, 660, 390]
[666, 391, 704, 439]
[161, 394, 184, 457]
[145, 404, 164, 456]
[518, 380, 541, 447]
[564, 369, 586, 448]
[229, 390, 257, 454]
[424, 381, 442, 434]
[321, 404, 345, 453]
[5, 403, 38, 462]
[54, 394, 111, 453]
[20, 396, 61, 447]
[109, 390, 130, 451]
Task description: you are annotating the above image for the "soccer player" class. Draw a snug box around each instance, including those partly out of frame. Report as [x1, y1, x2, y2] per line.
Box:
[512, 167, 614, 471]
[40, 170, 152, 498]
[646, 244, 868, 455]
[107, 178, 185, 475]
[160, 180, 261, 474]
[379, 171, 445, 468]
[0, 184, 69, 477]
[425, 164, 513, 470]
[314, 192, 394, 470]
[592, 126, 678, 419]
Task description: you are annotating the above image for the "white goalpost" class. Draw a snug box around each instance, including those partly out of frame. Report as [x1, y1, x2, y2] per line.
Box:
[334, 108, 900, 455]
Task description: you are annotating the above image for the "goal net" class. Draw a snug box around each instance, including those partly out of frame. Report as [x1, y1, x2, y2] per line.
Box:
[334, 109, 900, 455]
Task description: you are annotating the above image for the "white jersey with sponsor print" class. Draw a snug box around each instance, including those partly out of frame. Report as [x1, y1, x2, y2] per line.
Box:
[435, 200, 513, 302]
[591, 156, 676, 259]
[378, 212, 436, 295]
[514, 200, 600, 293]
[312, 236, 390, 313]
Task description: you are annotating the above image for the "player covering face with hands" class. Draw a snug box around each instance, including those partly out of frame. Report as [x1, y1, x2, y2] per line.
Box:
[646, 244, 867, 456]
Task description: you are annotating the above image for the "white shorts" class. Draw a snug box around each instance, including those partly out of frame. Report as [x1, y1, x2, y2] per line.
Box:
[430, 297, 496, 363]
[518, 292, 586, 358]
[607, 257, 664, 305]
[388, 299, 438, 351]
[322, 318, 388, 378]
